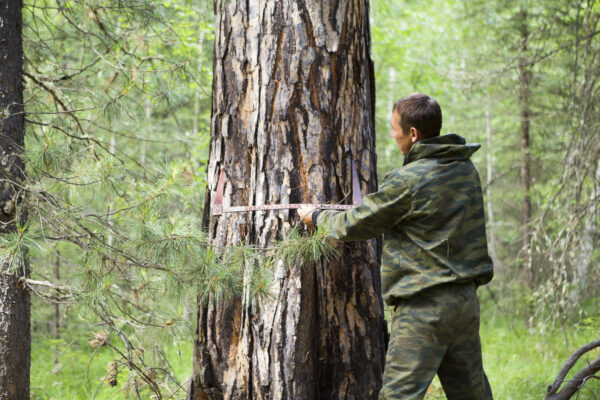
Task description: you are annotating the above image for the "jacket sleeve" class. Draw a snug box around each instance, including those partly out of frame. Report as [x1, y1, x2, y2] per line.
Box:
[316, 171, 413, 241]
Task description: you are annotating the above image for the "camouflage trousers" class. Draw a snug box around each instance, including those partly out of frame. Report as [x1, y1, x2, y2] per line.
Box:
[379, 281, 493, 400]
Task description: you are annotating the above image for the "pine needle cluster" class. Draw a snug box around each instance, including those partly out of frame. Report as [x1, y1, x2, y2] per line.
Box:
[275, 225, 341, 267]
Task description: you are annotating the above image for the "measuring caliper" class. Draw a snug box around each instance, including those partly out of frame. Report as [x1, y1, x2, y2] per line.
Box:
[212, 161, 362, 215]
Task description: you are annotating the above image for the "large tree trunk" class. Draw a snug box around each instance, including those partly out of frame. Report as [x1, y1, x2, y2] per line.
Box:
[190, 1, 385, 399]
[0, 0, 31, 398]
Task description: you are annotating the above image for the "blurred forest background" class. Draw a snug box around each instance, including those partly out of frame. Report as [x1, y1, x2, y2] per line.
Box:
[3, 0, 598, 398]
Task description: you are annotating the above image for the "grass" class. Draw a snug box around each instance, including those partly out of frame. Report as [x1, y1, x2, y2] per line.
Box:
[31, 334, 193, 400]
[31, 303, 598, 399]
[423, 302, 600, 400]
[481, 314, 599, 400]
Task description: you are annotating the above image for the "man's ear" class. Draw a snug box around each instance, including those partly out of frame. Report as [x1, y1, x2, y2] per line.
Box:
[409, 127, 421, 143]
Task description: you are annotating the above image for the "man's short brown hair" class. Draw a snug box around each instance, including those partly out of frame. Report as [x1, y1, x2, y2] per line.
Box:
[393, 93, 442, 138]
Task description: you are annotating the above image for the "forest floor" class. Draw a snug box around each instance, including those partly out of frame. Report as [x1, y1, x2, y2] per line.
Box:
[31, 295, 599, 400]
[427, 308, 599, 399]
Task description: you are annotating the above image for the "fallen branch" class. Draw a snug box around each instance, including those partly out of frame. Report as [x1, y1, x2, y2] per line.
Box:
[21, 278, 73, 293]
[545, 339, 600, 400]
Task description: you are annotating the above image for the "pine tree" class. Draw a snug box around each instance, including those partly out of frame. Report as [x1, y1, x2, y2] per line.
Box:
[189, 1, 387, 399]
[0, 0, 31, 397]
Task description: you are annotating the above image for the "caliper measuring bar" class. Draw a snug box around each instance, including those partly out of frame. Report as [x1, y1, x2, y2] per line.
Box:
[212, 161, 362, 215]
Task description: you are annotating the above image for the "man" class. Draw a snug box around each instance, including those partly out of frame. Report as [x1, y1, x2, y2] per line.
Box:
[299, 93, 494, 400]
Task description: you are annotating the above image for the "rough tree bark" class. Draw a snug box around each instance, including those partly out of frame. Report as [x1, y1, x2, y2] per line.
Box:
[189, 1, 386, 399]
[0, 0, 31, 398]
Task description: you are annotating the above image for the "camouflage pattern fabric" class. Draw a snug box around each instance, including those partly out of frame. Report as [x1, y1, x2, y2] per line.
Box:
[379, 282, 493, 400]
[316, 134, 494, 305]
[316, 133, 494, 399]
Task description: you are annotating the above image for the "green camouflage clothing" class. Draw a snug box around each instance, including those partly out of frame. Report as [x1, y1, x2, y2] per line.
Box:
[316, 133, 493, 304]
[316, 133, 493, 400]
[380, 281, 492, 400]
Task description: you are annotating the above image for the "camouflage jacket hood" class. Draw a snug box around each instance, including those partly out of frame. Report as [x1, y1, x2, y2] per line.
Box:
[317, 133, 493, 303]
[403, 133, 480, 166]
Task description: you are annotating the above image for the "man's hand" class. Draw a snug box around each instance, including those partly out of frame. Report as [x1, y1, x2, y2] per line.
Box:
[298, 205, 319, 227]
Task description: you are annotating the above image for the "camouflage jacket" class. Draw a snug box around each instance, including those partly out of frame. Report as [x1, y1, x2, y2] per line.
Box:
[316, 134, 493, 304]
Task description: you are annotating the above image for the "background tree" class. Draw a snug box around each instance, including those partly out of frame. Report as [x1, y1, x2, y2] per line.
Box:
[189, 1, 386, 399]
[0, 0, 31, 398]
[451, 0, 600, 323]
[372, 0, 599, 323]
[371, 2, 600, 394]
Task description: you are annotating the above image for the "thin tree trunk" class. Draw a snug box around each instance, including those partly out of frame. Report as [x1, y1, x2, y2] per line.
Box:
[54, 253, 60, 338]
[193, 29, 205, 139]
[0, 0, 31, 398]
[387, 67, 396, 121]
[142, 98, 150, 178]
[485, 99, 499, 272]
[54, 251, 61, 362]
[383, 67, 396, 163]
[572, 160, 599, 303]
[190, 1, 385, 399]
[518, 7, 533, 286]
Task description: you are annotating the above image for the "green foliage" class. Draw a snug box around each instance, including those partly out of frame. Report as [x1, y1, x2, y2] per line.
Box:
[371, 0, 600, 327]
[15, 0, 600, 397]
[31, 333, 193, 399]
[24, 130, 71, 175]
[32, 304, 600, 399]
[0, 223, 32, 275]
[276, 226, 341, 267]
[19, 0, 226, 395]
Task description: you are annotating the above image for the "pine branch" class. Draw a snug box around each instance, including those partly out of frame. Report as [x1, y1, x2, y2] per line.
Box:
[274, 225, 341, 267]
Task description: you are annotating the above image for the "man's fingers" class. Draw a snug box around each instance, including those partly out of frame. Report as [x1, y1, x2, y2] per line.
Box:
[298, 205, 318, 225]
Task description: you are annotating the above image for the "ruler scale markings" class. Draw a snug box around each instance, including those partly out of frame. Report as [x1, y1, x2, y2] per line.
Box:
[212, 161, 361, 215]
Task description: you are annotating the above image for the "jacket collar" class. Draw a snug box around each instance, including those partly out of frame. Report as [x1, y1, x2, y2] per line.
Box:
[403, 133, 480, 165]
